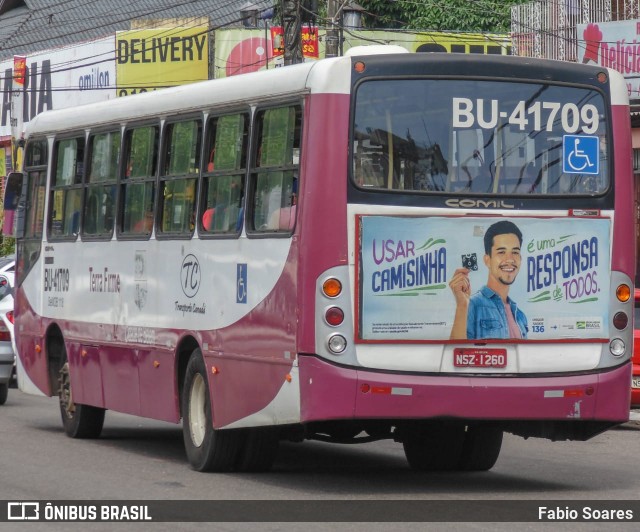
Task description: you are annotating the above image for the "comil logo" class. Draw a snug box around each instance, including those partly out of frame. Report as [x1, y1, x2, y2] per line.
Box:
[8, 502, 40, 520]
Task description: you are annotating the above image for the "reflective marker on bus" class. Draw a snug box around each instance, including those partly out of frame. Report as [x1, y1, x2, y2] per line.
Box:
[3, 47, 634, 473]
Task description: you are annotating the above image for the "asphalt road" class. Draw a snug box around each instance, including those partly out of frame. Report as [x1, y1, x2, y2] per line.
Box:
[1, 389, 639, 531]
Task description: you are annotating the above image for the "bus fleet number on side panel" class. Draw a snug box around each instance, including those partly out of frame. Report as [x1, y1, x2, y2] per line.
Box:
[452, 97, 600, 134]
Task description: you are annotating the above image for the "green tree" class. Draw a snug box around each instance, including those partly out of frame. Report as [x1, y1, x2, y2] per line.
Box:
[354, 0, 521, 33]
[0, 235, 15, 257]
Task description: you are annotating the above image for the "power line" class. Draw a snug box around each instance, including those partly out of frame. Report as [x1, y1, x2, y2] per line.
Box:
[0, 0, 273, 56]
[0, 1, 272, 82]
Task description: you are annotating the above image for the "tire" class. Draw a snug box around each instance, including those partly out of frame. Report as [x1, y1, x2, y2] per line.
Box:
[235, 428, 279, 472]
[58, 351, 105, 439]
[0, 382, 8, 405]
[182, 349, 241, 472]
[402, 422, 465, 471]
[10, 364, 17, 388]
[458, 426, 503, 471]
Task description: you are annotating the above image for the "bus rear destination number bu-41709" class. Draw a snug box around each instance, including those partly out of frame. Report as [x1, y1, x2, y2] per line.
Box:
[453, 348, 507, 368]
[452, 98, 600, 134]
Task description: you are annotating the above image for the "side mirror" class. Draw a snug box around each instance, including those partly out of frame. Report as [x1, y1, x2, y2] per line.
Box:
[3, 172, 24, 211]
[3, 171, 27, 239]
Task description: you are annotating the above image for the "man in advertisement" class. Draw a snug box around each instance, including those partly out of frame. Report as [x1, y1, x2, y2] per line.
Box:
[449, 220, 528, 340]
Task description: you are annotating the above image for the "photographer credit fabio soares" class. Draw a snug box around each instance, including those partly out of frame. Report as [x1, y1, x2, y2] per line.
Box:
[449, 220, 528, 340]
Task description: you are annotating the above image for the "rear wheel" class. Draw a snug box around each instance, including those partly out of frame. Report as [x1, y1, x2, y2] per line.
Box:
[0, 382, 8, 405]
[458, 426, 503, 471]
[235, 428, 279, 472]
[58, 353, 105, 439]
[402, 422, 465, 471]
[182, 349, 241, 472]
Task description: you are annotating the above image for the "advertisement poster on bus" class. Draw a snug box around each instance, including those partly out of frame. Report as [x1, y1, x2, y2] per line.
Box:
[357, 215, 610, 342]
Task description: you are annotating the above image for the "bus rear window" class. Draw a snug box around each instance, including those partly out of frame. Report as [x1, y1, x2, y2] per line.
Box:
[352, 79, 609, 196]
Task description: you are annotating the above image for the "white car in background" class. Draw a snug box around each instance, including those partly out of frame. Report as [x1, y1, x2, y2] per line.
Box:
[0, 254, 15, 275]
[0, 270, 15, 405]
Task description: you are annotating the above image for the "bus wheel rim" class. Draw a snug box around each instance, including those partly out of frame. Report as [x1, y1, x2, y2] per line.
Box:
[189, 373, 207, 447]
[59, 362, 75, 418]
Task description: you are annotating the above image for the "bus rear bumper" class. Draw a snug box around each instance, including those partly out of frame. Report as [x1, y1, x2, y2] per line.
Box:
[299, 356, 631, 424]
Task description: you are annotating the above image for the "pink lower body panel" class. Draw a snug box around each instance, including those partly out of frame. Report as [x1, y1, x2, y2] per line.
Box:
[299, 356, 631, 423]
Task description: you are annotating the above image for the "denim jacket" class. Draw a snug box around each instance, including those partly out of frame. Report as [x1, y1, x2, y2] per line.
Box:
[467, 285, 528, 340]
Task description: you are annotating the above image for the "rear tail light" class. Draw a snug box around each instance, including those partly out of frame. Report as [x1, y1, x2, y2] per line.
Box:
[613, 312, 628, 330]
[6, 311, 13, 324]
[0, 324, 10, 342]
[328, 334, 347, 354]
[610, 338, 625, 357]
[322, 278, 342, 298]
[320, 273, 349, 356]
[325, 307, 344, 326]
[616, 284, 631, 302]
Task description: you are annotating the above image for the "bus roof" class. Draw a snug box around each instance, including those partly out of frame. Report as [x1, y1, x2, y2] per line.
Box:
[24, 55, 354, 136]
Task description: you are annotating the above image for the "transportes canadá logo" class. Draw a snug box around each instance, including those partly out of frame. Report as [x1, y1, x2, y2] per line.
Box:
[180, 254, 201, 298]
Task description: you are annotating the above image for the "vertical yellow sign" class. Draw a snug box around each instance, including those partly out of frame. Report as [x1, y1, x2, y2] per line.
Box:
[116, 27, 209, 97]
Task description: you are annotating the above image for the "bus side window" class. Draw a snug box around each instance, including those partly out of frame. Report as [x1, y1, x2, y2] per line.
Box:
[84, 193, 99, 234]
[83, 130, 120, 238]
[49, 136, 85, 240]
[17, 139, 48, 285]
[267, 177, 297, 230]
[249, 105, 301, 234]
[120, 126, 158, 237]
[158, 119, 201, 236]
[199, 112, 248, 236]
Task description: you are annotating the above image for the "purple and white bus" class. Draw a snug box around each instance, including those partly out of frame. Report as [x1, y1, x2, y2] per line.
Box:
[5, 47, 634, 472]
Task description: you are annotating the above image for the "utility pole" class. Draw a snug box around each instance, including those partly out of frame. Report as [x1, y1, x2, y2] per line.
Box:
[282, 0, 303, 65]
[325, 0, 339, 58]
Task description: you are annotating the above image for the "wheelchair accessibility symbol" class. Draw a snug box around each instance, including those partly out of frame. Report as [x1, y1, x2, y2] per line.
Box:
[563, 135, 599, 175]
[236, 263, 247, 304]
